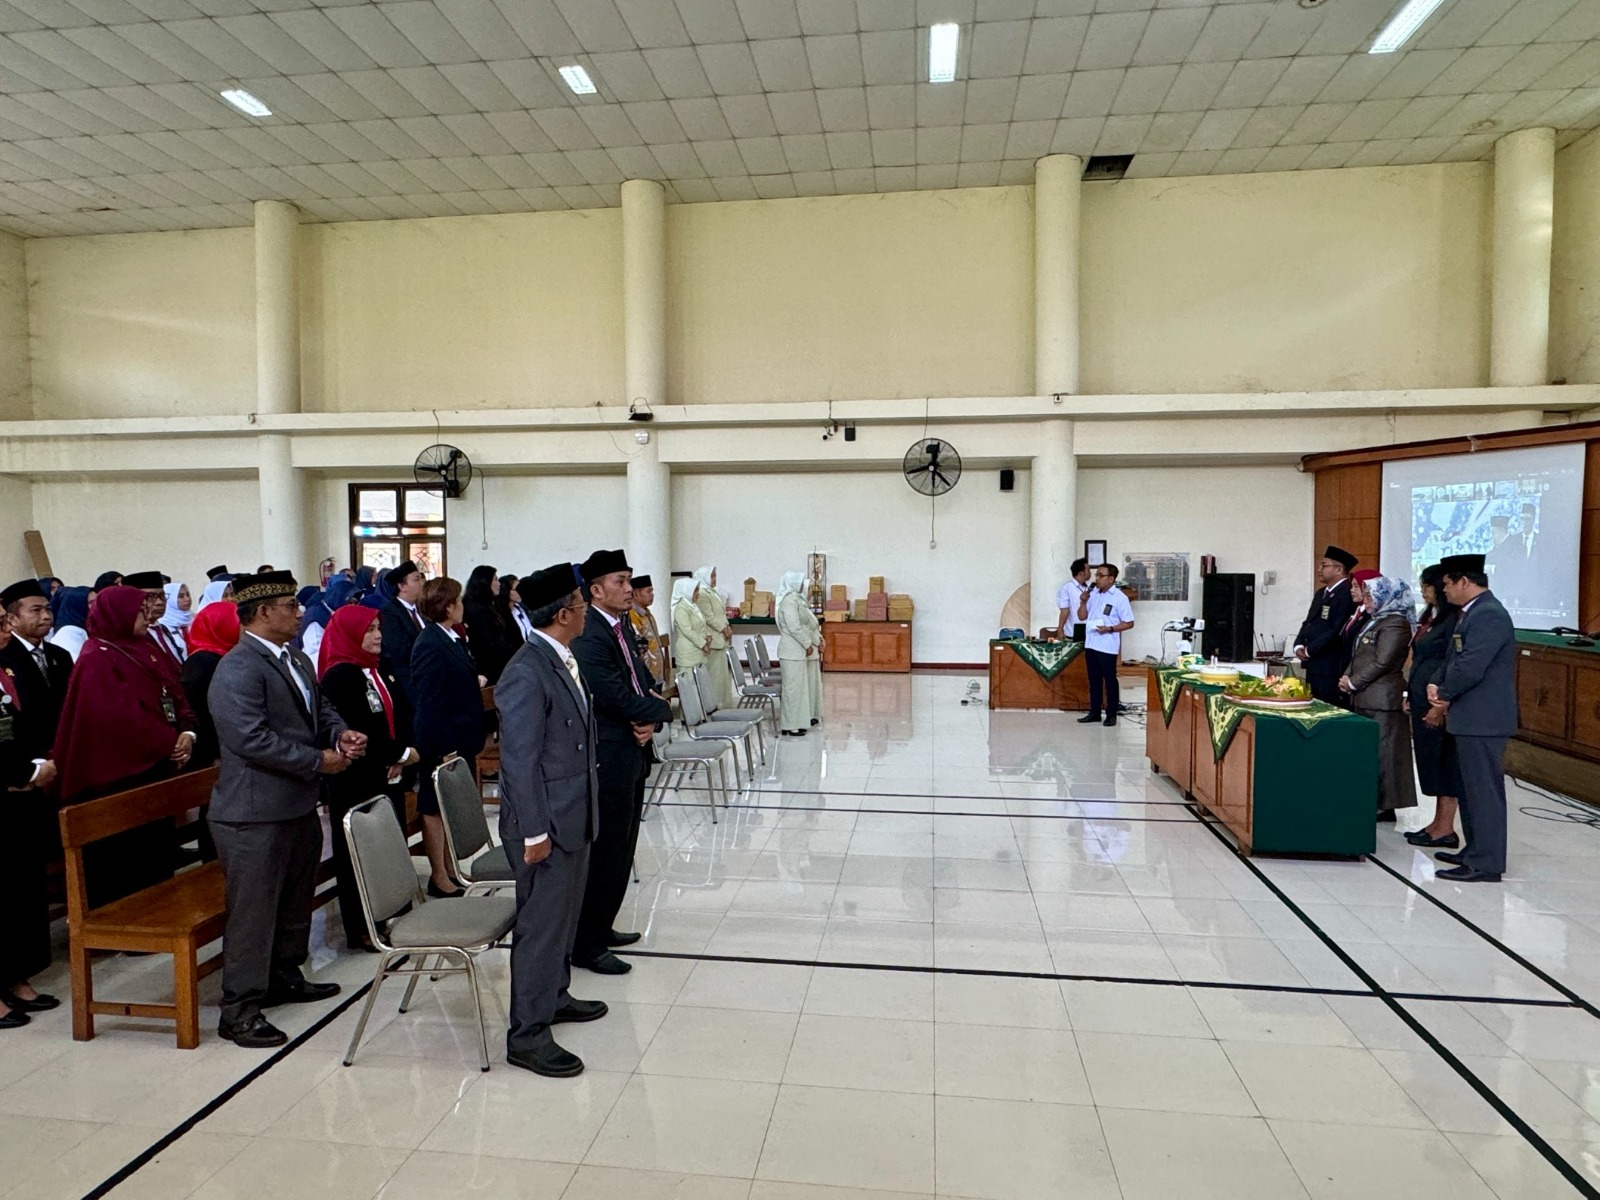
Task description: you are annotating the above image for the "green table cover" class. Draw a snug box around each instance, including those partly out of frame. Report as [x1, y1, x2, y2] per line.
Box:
[990, 639, 1084, 681]
[1515, 630, 1600, 655]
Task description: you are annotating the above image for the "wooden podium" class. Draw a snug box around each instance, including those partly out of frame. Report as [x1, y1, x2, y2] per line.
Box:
[988, 642, 1091, 710]
[822, 621, 912, 672]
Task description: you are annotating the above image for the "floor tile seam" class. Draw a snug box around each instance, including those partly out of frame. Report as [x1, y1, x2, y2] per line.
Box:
[682, 785, 1193, 807]
[1362, 852, 1600, 1022]
[1186, 807, 1600, 1200]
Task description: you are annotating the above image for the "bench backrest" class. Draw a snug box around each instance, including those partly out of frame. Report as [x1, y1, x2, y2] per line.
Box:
[58, 767, 219, 852]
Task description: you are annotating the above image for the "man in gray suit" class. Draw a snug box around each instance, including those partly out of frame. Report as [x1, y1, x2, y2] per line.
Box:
[208, 571, 369, 1047]
[496, 563, 607, 1077]
[1426, 553, 1518, 883]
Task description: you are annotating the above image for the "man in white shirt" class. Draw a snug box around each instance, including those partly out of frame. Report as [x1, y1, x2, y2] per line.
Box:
[494, 563, 608, 1077]
[1054, 558, 1090, 643]
[509, 577, 536, 642]
[1077, 564, 1135, 728]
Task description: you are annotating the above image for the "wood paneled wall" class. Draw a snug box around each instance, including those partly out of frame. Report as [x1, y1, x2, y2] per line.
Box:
[1311, 463, 1381, 577]
[1585, 442, 1600, 632]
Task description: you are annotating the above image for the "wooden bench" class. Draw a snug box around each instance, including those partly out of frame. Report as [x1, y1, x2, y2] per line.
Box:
[59, 768, 225, 1050]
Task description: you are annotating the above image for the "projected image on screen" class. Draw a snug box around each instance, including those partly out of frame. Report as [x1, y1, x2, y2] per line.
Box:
[1381, 445, 1584, 630]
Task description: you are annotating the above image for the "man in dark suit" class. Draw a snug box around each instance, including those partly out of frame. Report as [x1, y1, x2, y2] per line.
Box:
[1293, 545, 1358, 705]
[1426, 553, 1518, 883]
[0, 579, 73, 762]
[496, 563, 607, 1076]
[208, 571, 368, 1047]
[570, 549, 671, 974]
[379, 560, 426, 705]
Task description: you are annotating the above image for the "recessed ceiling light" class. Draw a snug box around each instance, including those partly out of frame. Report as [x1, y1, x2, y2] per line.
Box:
[929, 23, 959, 84]
[559, 64, 597, 95]
[220, 88, 271, 117]
[1369, 0, 1447, 54]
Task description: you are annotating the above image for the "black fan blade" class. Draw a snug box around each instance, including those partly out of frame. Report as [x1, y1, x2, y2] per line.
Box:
[932, 468, 954, 490]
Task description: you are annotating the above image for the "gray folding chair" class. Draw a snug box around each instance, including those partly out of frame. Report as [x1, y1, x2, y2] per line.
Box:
[750, 636, 782, 684]
[694, 664, 767, 769]
[678, 670, 755, 787]
[341, 796, 516, 1071]
[645, 725, 732, 822]
[434, 754, 514, 895]
[733, 642, 781, 727]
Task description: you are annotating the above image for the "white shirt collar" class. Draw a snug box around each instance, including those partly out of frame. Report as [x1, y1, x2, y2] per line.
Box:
[400, 599, 418, 613]
[13, 633, 39, 652]
[244, 630, 291, 656]
[438, 623, 460, 642]
[530, 628, 571, 661]
[597, 607, 622, 627]
[1460, 594, 1484, 615]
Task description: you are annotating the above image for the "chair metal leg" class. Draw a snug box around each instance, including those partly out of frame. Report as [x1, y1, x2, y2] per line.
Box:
[462, 951, 490, 1072]
[344, 955, 390, 1066]
[398, 954, 429, 1012]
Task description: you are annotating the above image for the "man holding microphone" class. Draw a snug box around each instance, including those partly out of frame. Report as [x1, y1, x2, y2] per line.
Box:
[1077, 564, 1135, 728]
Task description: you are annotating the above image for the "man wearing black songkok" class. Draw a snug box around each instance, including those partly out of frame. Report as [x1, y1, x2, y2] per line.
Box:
[1293, 546, 1358, 705]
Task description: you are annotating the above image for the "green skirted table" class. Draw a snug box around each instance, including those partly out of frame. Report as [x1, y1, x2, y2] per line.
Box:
[989, 640, 1091, 710]
[1146, 667, 1378, 857]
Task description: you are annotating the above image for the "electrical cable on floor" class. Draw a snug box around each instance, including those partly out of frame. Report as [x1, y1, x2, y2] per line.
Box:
[1510, 777, 1600, 830]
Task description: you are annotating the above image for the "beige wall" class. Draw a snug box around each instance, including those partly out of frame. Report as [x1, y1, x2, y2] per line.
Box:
[301, 211, 624, 413]
[667, 188, 1035, 404]
[0, 474, 32, 583]
[1553, 128, 1600, 385]
[1081, 164, 1492, 395]
[0, 231, 28, 422]
[31, 475, 261, 591]
[26, 228, 255, 420]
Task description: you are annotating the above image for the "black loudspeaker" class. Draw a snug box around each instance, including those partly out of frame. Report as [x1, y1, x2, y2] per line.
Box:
[999, 468, 1015, 492]
[1201, 573, 1255, 662]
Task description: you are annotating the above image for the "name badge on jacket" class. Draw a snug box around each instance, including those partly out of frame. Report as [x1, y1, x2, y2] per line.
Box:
[160, 690, 177, 725]
[1320, 605, 1330, 619]
[1452, 633, 1463, 652]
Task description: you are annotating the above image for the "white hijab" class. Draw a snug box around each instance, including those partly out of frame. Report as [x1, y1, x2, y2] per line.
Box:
[693, 565, 722, 602]
[196, 580, 230, 612]
[159, 581, 192, 630]
[776, 571, 805, 604]
[672, 578, 701, 609]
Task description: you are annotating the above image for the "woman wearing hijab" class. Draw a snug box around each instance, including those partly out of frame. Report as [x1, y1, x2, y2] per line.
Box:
[775, 571, 822, 736]
[463, 565, 514, 684]
[361, 568, 394, 612]
[319, 605, 418, 949]
[155, 581, 193, 661]
[672, 578, 711, 680]
[694, 566, 736, 707]
[180, 601, 241, 768]
[51, 585, 198, 906]
[299, 576, 357, 665]
[46, 585, 91, 661]
[1340, 572, 1419, 822]
[1405, 564, 1464, 848]
[195, 578, 232, 613]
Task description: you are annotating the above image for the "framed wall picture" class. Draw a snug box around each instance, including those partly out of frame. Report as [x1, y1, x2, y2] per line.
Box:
[1085, 540, 1107, 567]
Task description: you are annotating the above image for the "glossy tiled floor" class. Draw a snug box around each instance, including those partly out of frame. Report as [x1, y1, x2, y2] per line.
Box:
[8, 673, 1600, 1199]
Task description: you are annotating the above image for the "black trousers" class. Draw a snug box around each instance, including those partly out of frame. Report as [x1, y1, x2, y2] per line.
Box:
[209, 810, 323, 1028]
[0, 793, 52, 986]
[325, 787, 405, 946]
[573, 738, 646, 961]
[1085, 648, 1119, 717]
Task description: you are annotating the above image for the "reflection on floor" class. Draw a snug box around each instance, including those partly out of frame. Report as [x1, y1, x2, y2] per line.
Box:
[6, 672, 1600, 1199]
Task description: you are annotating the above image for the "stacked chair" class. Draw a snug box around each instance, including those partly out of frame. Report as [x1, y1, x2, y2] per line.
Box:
[433, 755, 516, 895]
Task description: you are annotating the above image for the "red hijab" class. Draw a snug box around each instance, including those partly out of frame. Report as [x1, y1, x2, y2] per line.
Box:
[52, 585, 194, 801]
[318, 605, 380, 678]
[187, 602, 240, 657]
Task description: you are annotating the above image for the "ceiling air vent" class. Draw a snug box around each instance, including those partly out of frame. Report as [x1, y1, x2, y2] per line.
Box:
[1082, 155, 1133, 181]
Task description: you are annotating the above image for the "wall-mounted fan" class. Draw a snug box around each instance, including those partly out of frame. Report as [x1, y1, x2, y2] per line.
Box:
[903, 438, 962, 497]
[414, 443, 473, 499]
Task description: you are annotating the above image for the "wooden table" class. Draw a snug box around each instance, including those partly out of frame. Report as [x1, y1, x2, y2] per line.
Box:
[1146, 670, 1376, 857]
[822, 621, 912, 672]
[988, 641, 1091, 710]
[1506, 631, 1600, 801]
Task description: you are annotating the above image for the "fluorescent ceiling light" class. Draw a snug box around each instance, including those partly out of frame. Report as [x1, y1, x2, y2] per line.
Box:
[929, 23, 959, 84]
[559, 64, 597, 95]
[1369, 0, 1447, 53]
[219, 88, 271, 117]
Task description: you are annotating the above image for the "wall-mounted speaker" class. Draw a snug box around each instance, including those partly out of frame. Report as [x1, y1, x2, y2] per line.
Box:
[999, 468, 1015, 492]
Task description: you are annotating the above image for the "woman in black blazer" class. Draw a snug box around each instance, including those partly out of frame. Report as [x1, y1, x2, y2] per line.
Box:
[462, 565, 515, 684]
[411, 577, 488, 898]
[1405, 564, 1464, 849]
[318, 605, 418, 949]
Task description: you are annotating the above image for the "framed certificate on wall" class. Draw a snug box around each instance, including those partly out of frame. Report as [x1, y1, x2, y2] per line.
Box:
[1084, 540, 1107, 567]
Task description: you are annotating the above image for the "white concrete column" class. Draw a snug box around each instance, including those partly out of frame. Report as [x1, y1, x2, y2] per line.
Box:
[254, 199, 301, 415]
[622, 179, 670, 622]
[1029, 419, 1078, 632]
[258, 433, 307, 578]
[1034, 154, 1082, 396]
[1491, 128, 1555, 387]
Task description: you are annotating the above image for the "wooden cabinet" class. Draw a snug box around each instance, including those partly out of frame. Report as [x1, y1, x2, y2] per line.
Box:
[1517, 656, 1570, 740]
[1508, 637, 1600, 801]
[989, 643, 1091, 710]
[822, 621, 912, 673]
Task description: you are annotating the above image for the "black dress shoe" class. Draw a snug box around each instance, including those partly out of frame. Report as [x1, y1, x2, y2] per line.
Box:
[218, 1014, 288, 1048]
[1434, 851, 1464, 866]
[1102, 716, 1117, 727]
[427, 880, 464, 899]
[0, 1008, 29, 1029]
[1436, 865, 1502, 883]
[574, 951, 633, 975]
[1376, 811, 1397, 823]
[1076, 713, 1103, 724]
[606, 930, 642, 947]
[1, 991, 60, 1013]
[552, 999, 609, 1024]
[1405, 831, 1459, 849]
[264, 980, 342, 1007]
[507, 1040, 584, 1078]
[810, 718, 819, 726]
[781, 729, 807, 737]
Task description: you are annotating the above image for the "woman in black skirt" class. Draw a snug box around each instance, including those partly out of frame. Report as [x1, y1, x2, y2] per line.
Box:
[1405, 564, 1463, 848]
